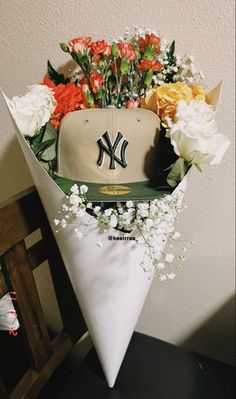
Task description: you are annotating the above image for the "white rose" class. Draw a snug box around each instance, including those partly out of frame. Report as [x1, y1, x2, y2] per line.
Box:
[7, 84, 57, 137]
[167, 100, 230, 168]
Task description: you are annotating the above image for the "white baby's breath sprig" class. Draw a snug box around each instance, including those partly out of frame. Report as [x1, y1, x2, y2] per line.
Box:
[54, 185, 187, 281]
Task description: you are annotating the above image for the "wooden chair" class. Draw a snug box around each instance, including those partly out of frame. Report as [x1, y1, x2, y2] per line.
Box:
[0, 187, 235, 399]
[0, 186, 87, 399]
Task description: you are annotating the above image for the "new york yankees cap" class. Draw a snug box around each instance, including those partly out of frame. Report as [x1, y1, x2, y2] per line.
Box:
[55, 108, 170, 201]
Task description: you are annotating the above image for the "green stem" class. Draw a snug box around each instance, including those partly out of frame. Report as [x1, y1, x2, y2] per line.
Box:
[114, 58, 121, 107]
[130, 61, 134, 100]
[75, 57, 95, 106]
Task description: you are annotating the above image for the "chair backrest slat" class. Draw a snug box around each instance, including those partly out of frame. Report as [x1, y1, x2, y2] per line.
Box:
[0, 270, 7, 298]
[28, 239, 48, 270]
[0, 191, 43, 256]
[2, 240, 52, 370]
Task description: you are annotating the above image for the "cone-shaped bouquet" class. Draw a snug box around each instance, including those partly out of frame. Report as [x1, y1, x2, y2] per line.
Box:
[2, 29, 230, 387]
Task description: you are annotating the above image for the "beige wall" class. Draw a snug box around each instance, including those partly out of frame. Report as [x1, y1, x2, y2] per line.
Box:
[0, 0, 235, 364]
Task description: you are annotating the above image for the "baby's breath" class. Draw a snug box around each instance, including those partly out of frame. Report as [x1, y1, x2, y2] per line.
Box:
[54, 184, 190, 280]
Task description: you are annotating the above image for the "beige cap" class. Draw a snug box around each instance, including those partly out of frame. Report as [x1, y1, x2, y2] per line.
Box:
[57, 108, 160, 186]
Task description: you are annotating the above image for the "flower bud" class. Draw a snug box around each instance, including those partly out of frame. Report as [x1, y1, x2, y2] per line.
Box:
[60, 43, 70, 53]
[86, 92, 94, 108]
[144, 45, 155, 60]
[120, 58, 130, 75]
[112, 43, 119, 57]
[144, 71, 153, 88]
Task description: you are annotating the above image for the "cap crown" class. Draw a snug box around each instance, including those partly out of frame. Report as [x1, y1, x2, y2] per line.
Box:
[57, 108, 160, 184]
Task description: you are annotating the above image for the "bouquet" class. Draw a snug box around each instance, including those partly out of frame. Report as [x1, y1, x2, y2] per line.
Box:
[2, 28, 230, 387]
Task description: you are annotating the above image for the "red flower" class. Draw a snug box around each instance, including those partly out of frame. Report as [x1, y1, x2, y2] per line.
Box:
[80, 76, 90, 93]
[138, 34, 161, 54]
[68, 36, 92, 53]
[43, 75, 87, 128]
[138, 59, 163, 72]
[90, 73, 104, 94]
[117, 43, 136, 61]
[43, 75, 56, 90]
[90, 40, 111, 56]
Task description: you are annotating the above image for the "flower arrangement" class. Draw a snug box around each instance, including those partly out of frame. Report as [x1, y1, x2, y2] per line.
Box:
[6, 28, 230, 279]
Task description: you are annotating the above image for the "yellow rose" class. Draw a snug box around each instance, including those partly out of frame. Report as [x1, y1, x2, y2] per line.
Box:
[141, 82, 207, 126]
[140, 87, 158, 113]
[155, 82, 193, 125]
[190, 85, 207, 102]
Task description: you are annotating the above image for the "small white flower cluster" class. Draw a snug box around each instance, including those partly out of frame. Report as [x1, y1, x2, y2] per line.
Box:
[154, 38, 179, 86]
[54, 184, 89, 237]
[155, 41, 204, 86]
[173, 54, 204, 86]
[54, 184, 189, 281]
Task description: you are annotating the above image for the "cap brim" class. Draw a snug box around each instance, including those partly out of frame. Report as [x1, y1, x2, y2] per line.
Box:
[54, 176, 172, 202]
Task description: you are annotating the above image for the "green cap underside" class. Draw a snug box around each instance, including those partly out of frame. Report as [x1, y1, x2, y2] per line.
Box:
[54, 176, 172, 202]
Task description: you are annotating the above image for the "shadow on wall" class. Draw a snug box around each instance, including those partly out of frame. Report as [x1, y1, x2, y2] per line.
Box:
[57, 60, 77, 77]
[179, 295, 235, 366]
[0, 135, 32, 201]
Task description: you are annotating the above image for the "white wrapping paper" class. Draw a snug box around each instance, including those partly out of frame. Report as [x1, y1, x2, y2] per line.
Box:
[2, 92, 188, 387]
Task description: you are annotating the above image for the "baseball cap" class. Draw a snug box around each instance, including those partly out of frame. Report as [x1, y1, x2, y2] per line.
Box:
[55, 108, 170, 201]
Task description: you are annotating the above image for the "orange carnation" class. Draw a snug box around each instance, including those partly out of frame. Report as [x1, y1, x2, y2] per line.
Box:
[138, 59, 163, 72]
[68, 36, 92, 53]
[90, 73, 104, 94]
[90, 40, 111, 56]
[138, 34, 161, 54]
[117, 43, 136, 61]
[43, 75, 88, 128]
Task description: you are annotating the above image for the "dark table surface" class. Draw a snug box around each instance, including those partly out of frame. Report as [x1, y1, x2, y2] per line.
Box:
[52, 332, 235, 399]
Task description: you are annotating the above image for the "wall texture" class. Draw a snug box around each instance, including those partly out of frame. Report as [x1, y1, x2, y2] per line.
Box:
[0, 0, 235, 364]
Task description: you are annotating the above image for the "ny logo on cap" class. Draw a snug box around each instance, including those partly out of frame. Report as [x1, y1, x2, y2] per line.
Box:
[97, 131, 128, 170]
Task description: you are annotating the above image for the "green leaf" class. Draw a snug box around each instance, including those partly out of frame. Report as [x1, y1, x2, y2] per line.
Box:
[47, 60, 69, 85]
[60, 42, 70, 53]
[40, 122, 57, 161]
[33, 139, 55, 156]
[179, 157, 186, 180]
[77, 52, 88, 64]
[30, 125, 46, 151]
[168, 40, 175, 59]
[48, 158, 57, 173]
[166, 158, 187, 187]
